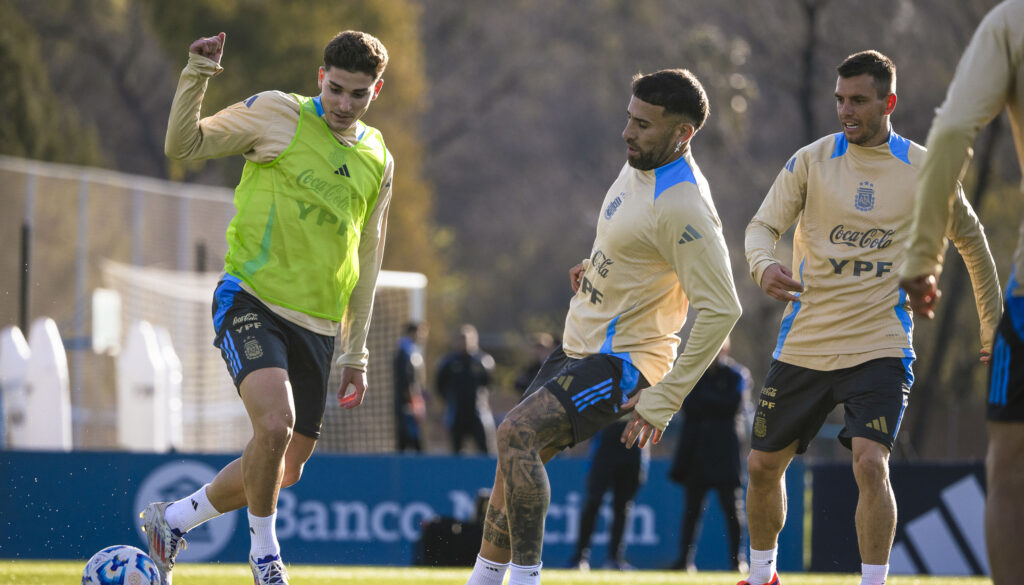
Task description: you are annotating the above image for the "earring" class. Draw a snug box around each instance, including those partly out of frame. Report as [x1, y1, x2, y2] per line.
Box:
[674, 141, 682, 153]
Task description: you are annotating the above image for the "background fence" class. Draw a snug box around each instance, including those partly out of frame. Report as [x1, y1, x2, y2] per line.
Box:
[0, 155, 424, 453]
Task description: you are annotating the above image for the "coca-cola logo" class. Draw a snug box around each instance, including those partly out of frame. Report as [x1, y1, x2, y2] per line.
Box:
[829, 225, 895, 249]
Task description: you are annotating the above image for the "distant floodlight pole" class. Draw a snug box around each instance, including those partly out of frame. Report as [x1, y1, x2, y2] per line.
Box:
[20, 173, 36, 333]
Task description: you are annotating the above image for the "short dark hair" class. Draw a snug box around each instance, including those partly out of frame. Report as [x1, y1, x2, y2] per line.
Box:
[837, 50, 896, 98]
[324, 31, 389, 78]
[631, 69, 709, 131]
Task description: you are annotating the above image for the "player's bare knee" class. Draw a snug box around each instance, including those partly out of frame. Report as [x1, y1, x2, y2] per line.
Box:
[253, 414, 294, 451]
[496, 415, 532, 453]
[852, 448, 889, 489]
[747, 450, 787, 486]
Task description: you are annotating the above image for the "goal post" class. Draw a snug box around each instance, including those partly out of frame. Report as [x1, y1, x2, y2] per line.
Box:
[101, 260, 427, 453]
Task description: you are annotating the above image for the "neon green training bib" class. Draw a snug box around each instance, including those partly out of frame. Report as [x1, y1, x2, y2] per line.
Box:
[224, 94, 387, 321]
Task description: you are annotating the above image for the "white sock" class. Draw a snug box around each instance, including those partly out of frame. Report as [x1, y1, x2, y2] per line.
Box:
[164, 484, 221, 534]
[861, 563, 888, 585]
[248, 511, 281, 561]
[466, 555, 508, 585]
[748, 547, 778, 585]
[508, 562, 541, 585]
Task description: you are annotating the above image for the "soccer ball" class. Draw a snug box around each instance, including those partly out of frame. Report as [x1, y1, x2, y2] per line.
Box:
[81, 545, 160, 585]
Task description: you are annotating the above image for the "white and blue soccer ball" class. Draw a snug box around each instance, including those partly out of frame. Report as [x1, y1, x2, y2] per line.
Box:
[81, 545, 160, 585]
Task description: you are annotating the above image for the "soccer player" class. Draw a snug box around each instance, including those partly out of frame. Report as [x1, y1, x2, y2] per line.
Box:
[139, 30, 393, 585]
[463, 69, 742, 585]
[900, 3, 1024, 583]
[742, 51, 1002, 585]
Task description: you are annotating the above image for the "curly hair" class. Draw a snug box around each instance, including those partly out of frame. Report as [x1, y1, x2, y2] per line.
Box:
[323, 30, 389, 78]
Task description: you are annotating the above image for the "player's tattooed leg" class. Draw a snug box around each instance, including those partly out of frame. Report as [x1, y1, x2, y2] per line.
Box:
[497, 388, 572, 566]
[482, 504, 511, 550]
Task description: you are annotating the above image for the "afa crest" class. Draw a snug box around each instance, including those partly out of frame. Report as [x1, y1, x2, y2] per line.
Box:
[604, 192, 627, 220]
[855, 181, 875, 211]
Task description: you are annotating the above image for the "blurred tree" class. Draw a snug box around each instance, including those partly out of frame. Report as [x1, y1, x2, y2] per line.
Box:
[0, 0, 102, 165]
[11, 0, 177, 176]
[421, 0, 755, 346]
[142, 0, 449, 349]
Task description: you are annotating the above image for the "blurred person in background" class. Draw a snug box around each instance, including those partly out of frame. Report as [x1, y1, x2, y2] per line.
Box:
[514, 332, 556, 396]
[140, 29, 392, 585]
[567, 417, 648, 572]
[669, 338, 751, 573]
[900, 2, 1024, 582]
[394, 321, 428, 453]
[436, 324, 497, 455]
[743, 50, 1001, 585]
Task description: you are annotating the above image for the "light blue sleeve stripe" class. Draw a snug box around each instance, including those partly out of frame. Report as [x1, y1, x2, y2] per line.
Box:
[1006, 270, 1024, 338]
[772, 259, 805, 359]
[212, 274, 244, 332]
[894, 287, 915, 363]
[599, 314, 640, 391]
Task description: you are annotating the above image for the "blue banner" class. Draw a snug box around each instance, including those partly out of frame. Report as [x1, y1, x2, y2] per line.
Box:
[1, 450, 803, 570]
[810, 462, 987, 576]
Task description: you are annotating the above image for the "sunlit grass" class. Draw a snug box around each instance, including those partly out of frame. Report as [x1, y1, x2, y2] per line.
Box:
[0, 560, 990, 585]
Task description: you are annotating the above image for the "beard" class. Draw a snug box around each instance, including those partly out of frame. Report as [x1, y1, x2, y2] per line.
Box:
[626, 141, 675, 171]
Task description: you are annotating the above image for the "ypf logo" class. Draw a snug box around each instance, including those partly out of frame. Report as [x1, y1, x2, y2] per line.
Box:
[134, 461, 237, 561]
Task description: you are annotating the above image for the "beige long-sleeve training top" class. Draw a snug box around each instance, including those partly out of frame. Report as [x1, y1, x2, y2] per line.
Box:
[747, 130, 1001, 370]
[563, 149, 742, 431]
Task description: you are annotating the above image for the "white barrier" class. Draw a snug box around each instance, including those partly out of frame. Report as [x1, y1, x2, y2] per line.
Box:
[0, 326, 31, 447]
[24, 318, 72, 450]
[154, 325, 183, 451]
[116, 321, 169, 452]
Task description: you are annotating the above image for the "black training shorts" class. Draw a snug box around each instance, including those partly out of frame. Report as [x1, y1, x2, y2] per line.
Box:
[523, 345, 649, 446]
[211, 276, 335, 439]
[752, 357, 912, 454]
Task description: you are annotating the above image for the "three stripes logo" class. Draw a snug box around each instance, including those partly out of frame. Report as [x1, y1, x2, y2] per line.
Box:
[334, 164, 351, 177]
[678, 224, 703, 245]
[866, 416, 889, 434]
[890, 475, 989, 576]
[571, 378, 614, 413]
[556, 375, 574, 391]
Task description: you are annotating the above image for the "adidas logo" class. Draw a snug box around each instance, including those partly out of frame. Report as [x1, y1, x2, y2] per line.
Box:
[678, 224, 703, 244]
[334, 164, 350, 177]
[866, 417, 889, 434]
[191, 499, 199, 511]
[890, 474, 987, 576]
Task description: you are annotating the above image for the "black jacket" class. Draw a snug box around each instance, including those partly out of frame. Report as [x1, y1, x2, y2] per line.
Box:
[669, 357, 751, 488]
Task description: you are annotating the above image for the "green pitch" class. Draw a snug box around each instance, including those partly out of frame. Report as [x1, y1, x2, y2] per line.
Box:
[1, 560, 989, 585]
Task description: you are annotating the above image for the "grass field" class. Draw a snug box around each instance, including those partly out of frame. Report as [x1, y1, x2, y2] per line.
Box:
[1, 561, 991, 585]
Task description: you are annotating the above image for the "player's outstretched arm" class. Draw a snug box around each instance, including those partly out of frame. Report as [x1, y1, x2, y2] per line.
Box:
[759, 263, 804, 303]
